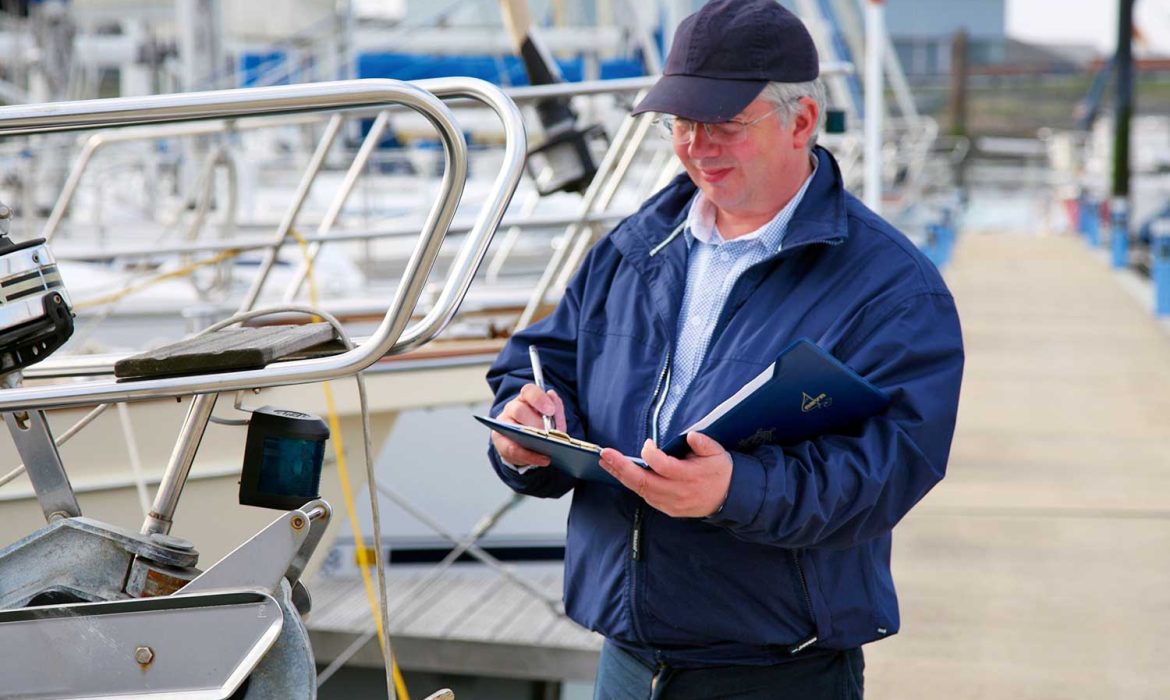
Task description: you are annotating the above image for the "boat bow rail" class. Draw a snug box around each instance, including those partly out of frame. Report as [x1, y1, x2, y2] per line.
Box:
[0, 77, 527, 412]
[0, 77, 525, 700]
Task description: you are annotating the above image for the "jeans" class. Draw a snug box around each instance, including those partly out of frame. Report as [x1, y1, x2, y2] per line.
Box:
[592, 641, 865, 700]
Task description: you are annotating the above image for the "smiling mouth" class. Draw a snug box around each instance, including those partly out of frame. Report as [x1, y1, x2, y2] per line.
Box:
[699, 167, 732, 183]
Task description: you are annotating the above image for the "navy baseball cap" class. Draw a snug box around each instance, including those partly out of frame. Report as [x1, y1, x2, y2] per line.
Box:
[632, 0, 819, 123]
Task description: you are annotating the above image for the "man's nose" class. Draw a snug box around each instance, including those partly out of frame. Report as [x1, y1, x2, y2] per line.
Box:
[687, 125, 720, 158]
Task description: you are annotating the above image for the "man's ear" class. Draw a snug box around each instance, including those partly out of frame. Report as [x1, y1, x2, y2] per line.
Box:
[790, 97, 819, 150]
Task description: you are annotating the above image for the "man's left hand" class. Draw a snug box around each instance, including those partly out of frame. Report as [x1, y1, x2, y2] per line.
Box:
[599, 432, 732, 518]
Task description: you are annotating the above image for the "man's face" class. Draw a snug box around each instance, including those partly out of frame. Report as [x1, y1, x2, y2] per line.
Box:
[673, 96, 818, 226]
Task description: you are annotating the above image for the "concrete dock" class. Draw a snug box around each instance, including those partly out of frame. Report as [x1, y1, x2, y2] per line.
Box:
[866, 232, 1170, 699]
[311, 230, 1170, 698]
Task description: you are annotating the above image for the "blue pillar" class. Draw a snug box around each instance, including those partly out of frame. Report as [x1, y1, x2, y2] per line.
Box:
[1077, 193, 1091, 237]
[941, 208, 957, 265]
[1153, 219, 1170, 316]
[1111, 197, 1129, 268]
[924, 223, 942, 268]
[1084, 197, 1100, 247]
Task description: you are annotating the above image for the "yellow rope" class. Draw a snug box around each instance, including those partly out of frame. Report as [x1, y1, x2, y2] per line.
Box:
[290, 229, 411, 700]
[72, 248, 243, 310]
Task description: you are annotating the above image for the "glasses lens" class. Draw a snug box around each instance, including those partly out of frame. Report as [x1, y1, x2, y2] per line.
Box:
[709, 122, 748, 144]
[653, 117, 675, 141]
[655, 116, 758, 145]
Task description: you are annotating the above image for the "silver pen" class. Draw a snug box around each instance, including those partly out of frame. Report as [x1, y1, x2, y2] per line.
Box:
[528, 345, 555, 432]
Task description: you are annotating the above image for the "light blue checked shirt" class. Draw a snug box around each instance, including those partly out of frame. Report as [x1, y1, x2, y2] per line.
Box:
[654, 160, 817, 440]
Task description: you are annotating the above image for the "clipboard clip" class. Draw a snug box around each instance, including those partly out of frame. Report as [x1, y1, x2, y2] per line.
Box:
[516, 424, 603, 452]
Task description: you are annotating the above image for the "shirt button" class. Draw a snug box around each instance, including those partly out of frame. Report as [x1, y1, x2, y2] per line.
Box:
[690, 315, 702, 325]
[719, 252, 731, 262]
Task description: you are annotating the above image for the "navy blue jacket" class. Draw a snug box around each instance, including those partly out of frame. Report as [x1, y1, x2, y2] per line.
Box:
[486, 147, 964, 667]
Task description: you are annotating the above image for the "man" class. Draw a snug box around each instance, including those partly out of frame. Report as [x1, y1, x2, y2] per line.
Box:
[485, 0, 963, 697]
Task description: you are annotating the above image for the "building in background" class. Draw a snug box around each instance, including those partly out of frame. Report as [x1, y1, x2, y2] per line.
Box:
[880, 0, 1006, 77]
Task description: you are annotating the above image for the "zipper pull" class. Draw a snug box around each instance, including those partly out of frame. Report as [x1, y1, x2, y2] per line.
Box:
[650, 661, 670, 697]
[788, 635, 818, 655]
[630, 507, 644, 561]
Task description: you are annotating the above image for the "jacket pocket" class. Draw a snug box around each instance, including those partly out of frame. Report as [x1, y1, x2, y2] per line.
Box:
[638, 519, 817, 648]
[793, 548, 832, 646]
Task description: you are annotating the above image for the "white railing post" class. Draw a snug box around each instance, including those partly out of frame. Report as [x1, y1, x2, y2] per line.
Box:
[863, 0, 885, 213]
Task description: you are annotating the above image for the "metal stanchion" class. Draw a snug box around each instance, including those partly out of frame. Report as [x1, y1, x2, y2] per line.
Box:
[1111, 197, 1129, 268]
[1152, 218, 1170, 316]
[1084, 195, 1101, 247]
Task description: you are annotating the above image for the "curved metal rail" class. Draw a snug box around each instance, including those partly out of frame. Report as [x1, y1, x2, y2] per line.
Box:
[40, 76, 663, 246]
[40, 113, 333, 242]
[0, 78, 527, 412]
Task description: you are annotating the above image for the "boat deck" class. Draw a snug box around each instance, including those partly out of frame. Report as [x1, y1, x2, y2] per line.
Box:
[308, 231, 1170, 696]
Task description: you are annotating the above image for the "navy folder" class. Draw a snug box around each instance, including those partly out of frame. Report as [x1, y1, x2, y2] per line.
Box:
[658, 338, 891, 457]
[478, 338, 890, 486]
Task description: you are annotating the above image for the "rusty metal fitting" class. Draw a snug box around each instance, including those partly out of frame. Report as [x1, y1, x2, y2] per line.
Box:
[134, 646, 154, 666]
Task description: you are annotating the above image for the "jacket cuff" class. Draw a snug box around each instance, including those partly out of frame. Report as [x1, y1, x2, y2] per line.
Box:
[706, 451, 767, 527]
[488, 443, 540, 491]
[497, 451, 536, 475]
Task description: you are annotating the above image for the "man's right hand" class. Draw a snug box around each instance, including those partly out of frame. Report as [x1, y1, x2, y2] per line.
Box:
[491, 383, 567, 468]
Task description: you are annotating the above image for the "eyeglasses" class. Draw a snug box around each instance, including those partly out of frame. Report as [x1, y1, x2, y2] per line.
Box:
[654, 108, 781, 146]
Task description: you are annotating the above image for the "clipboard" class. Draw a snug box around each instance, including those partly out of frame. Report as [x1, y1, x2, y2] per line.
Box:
[475, 415, 647, 487]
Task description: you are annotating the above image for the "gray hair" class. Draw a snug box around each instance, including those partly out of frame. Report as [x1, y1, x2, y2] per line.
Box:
[759, 79, 826, 149]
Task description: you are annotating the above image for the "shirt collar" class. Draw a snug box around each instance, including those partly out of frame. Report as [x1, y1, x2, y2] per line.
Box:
[684, 154, 818, 251]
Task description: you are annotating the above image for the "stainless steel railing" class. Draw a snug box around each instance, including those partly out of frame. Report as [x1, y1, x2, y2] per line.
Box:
[40, 113, 333, 242]
[40, 77, 665, 246]
[0, 77, 526, 412]
[38, 77, 668, 317]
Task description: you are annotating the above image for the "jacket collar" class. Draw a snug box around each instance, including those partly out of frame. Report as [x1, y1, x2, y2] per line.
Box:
[606, 146, 849, 333]
[610, 145, 849, 265]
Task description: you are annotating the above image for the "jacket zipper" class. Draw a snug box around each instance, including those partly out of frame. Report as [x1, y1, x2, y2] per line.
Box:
[630, 507, 644, 561]
[628, 347, 671, 646]
[788, 549, 819, 654]
[628, 505, 648, 644]
[645, 348, 672, 444]
[633, 347, 671, 567]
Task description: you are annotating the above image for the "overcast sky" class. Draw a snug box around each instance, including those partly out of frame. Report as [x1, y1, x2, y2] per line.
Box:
[1007, 0, 1170, 54]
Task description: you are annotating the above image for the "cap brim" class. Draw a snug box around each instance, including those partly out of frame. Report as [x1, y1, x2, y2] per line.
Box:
[631, 74, 767, 122]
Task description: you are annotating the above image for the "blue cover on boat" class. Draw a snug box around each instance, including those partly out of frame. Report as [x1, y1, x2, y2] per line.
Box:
[354, 53, 645, 85]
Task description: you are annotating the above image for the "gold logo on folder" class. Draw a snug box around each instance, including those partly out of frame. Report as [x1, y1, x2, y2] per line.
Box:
[801, 392, 832, 413]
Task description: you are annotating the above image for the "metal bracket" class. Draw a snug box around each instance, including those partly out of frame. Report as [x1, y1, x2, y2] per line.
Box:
[284, 499, 331, 586]
[183, 500, 330, 596]
[4, 408, 80, 522]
